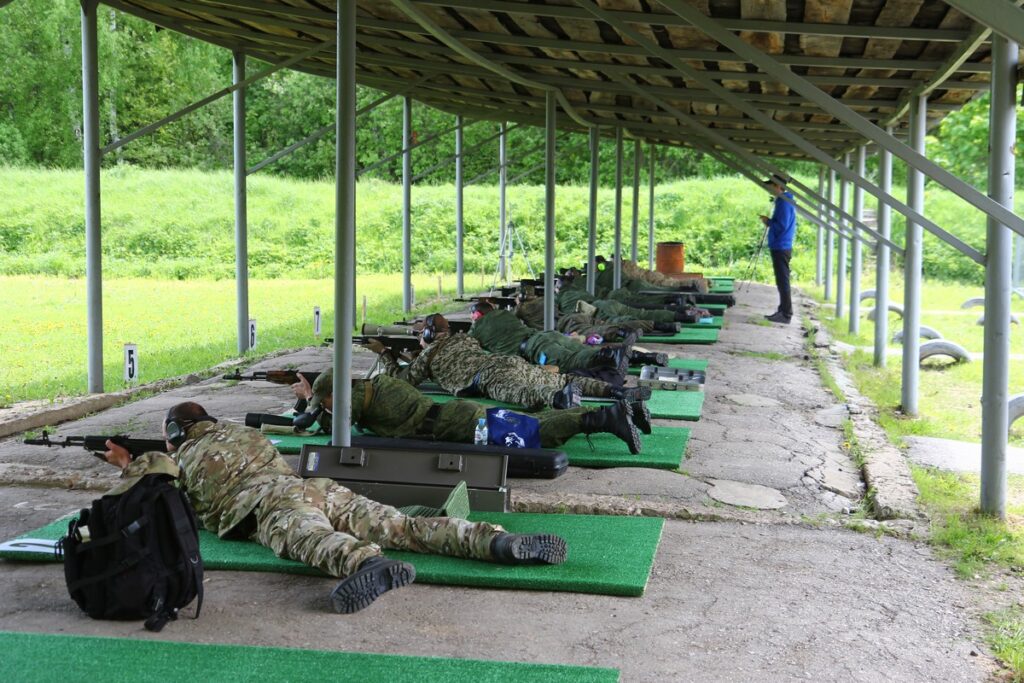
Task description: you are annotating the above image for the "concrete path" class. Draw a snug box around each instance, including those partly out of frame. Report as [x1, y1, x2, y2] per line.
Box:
[906, 436, 1024, 475]
[0, 283, 1001, 681]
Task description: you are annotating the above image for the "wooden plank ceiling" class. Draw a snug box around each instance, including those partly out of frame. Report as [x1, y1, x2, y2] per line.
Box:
[104, 0, 998, 159]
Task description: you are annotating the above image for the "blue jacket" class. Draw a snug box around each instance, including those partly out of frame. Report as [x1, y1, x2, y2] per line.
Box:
[766, 191, 796, 250]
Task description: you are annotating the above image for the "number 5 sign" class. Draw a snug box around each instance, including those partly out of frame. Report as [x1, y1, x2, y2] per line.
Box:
[123, 344, 139, 383]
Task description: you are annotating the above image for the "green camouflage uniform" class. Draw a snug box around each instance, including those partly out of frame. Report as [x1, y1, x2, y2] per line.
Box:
[557, 285, 676, 324]
[379, 332, 613, 409]
[352, 374, 594, 446]
[115, 421, 503, 578]
[469, 309, 607, 372]
[516, 295, 652, 338]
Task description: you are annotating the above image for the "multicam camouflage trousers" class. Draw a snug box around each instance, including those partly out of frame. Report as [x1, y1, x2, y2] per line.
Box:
[251, 477, 504, 577]
[474, 359, 612, 409]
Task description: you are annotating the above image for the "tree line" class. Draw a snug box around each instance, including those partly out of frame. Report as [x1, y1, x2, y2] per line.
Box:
[0, 0, 1019, 189]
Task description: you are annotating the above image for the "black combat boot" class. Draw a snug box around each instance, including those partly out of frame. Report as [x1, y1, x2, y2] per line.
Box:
[330, 556, 416, 614]
[630, 400, 652, 435]
[630, 350, 668, 366]
[490, 533, 568, 565]
[610, 385, 652, 402]
[551, 381, 583, 409]
[653, 321, 681, 333]
[594, 346, 630, 376]
[673, 309, 699, 323]
[580, 401, 642, 454]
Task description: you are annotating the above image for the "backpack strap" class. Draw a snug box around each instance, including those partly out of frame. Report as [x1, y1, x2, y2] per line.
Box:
[159, 489, 204, 620]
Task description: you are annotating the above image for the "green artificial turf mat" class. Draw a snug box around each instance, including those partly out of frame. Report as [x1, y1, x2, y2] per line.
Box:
[2, 512, 663, 597]
[707, 276, 735, 283]
[269, 423, 688, 468]
[643, 328, 718, 344]
[627, 357, 708, 375]
[0, 631, 620, 683]
[680, 315, 724, 330]
[561, 425, 688, 469]
[590, 390, 703, 421]
[709, 281, 734, 294]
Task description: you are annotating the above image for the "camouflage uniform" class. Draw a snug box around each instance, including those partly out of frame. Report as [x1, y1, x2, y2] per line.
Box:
[516, 294, 652, 338]
[379, 332, 614, 409]
[469, 309, 608, 372]
[557, 285, 676, 324]
[622, 258, 709, 292]
[352, 374, 596, 446]
[115, 421, 503, 578]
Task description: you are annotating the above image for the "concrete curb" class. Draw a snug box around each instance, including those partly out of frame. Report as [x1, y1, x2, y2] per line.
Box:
[0, 346, 311, 440]
[801, 300, 924, 521]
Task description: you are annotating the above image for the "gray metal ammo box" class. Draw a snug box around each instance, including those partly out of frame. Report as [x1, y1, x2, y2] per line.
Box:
[637, 365, 706, 391]
[298, 443, 510, 512]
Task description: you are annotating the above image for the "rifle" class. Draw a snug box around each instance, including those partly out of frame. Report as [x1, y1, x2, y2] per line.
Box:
[222, 369, 321, 412]
[352, 335, 424, 359]
[24, 431, 168, 462]
[392, 319, 471, 334]
[455, 296, 518, 310]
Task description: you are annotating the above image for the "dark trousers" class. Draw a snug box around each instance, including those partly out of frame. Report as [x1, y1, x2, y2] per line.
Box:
[770, 249, 792, 318]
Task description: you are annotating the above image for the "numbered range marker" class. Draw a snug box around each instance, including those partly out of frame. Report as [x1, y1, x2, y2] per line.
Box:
[123, 344, 139, 383]
[313, 306, 321, 337]
[248, 319, 257, 350]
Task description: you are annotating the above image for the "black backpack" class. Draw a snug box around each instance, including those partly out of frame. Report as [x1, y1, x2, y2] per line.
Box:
[59, 473, 204, 632]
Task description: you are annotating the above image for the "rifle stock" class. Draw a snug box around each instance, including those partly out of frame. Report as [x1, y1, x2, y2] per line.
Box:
[24, 431, 167, 461]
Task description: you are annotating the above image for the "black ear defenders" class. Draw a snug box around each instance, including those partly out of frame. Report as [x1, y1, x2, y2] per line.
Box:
[421, 314, 439, 344]
[165, 415, 217, 448]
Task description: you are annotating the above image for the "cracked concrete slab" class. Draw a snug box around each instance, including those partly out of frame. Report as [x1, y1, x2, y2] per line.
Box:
[706, 479, 787, 509]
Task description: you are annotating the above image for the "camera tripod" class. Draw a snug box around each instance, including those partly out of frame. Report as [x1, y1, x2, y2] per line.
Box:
[491, 218, 535, 289]
[741, 224, 769, 293]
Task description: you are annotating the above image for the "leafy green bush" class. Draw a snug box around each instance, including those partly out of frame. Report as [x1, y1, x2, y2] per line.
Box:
[2, 165, 1008, 286]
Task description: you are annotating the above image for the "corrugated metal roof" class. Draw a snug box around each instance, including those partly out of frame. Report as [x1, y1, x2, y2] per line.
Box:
[104, 0, 1002, 158]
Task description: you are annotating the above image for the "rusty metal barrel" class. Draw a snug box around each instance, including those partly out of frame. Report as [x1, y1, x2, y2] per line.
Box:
[655, 241, 685, 274]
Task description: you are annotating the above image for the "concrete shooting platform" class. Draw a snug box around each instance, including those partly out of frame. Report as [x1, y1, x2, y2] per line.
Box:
[0, 283, 1006, 681]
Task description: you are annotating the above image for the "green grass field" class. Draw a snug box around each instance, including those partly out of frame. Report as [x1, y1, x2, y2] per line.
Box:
[801, 273, 1024, 446]
[0, 273, 472, 404]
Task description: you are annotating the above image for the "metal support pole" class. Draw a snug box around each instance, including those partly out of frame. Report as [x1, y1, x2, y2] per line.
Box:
[587, 127, 599, 296]
[875, 128, 893, 368]
[648, 143, 656, 271]
[332, 0, 356, 445]
[1015, 235, 1024, 291]
[455, 115, 464, 298]
[613, 127, 624, 290]
[836, 153, 849, 319]
[81, 0, 103, 393]
[901, 95, 927, 417]
[815, 167, 824, 286]
[233, 51, 249, 356]
[402, 96, 412, 313]
[543, 92, 556, 331]
[824, 169, 835, 301]
[498, 122, 507, 282]
[849, 145, 866, 333]
[631, 139, 641, 263]
[980, 34, 1017, 518]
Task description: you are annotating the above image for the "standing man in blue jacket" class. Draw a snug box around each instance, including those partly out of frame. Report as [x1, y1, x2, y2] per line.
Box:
[759, 173, 797, 324]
